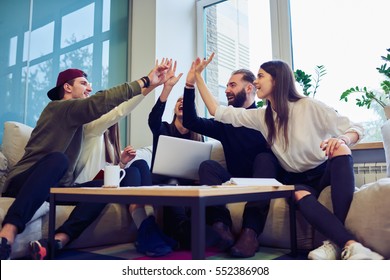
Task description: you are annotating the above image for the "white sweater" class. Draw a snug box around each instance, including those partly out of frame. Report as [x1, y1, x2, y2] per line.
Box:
[215, 97, 364, 173]
[74, 94, 144, 183]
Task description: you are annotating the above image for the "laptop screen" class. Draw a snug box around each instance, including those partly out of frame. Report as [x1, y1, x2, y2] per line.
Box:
[152, 135, 212, 180]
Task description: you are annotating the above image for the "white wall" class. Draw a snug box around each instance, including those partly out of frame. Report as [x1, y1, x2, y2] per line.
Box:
[128, 0, 197, 148]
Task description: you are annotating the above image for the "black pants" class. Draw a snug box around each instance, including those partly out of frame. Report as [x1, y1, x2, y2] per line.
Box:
[3, 155, 151, 243]
[197, 157, 274, 233]
[251, 152, 356, 247]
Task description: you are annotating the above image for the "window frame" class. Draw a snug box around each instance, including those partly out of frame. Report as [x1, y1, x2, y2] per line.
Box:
[195, 0, 381, 146]
[196, 0, 292, 66]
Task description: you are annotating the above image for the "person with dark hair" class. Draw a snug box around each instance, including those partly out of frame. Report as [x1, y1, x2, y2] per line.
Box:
[193, 53, 384, 260]
[147, 61, 212, 250]
[29, 85, 174, 259]
[0, 60, 171, 260]
[148, 61, 203, 185]
[182, 61, 271, 257]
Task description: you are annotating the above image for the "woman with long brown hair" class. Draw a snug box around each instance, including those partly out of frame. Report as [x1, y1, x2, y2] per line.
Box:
[193, 53, 383, 260]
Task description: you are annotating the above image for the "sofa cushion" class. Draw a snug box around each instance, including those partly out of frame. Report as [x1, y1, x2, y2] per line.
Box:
[129, 146, 153, 168]
[316, 182, 390, 259]
[345, 178, 390, 259]
[2, 121, 33, 168]
[209, 139, 226, 169]
[0, 151, 8, 195]
[381, 120, 390, 176]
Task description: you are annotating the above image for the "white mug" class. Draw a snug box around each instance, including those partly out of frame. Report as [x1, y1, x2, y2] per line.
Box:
[103, 165, 126, 188]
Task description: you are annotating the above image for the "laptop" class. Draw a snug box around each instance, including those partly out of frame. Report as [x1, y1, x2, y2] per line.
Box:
[152, 135, 213, 180]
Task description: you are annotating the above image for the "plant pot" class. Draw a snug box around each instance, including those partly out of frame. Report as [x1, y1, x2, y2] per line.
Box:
[384, 106, 390, 120]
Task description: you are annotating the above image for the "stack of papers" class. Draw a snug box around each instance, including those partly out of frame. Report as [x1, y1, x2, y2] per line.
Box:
[223, 178, 282, 186]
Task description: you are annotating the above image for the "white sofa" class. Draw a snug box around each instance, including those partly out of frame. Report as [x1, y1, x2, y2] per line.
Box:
[1, 121, 389, 259]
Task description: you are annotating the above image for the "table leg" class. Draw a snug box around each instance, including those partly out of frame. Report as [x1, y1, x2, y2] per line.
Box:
[48, 193, 56, 259]
[191, 199, 206, 260]
[289, 195, 297, 257]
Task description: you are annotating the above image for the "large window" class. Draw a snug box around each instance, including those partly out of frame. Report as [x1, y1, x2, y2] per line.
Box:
[198, 0, 390, 143]
[0, 0, 129, 144]
[290, 0, 390, 142]
[198, 0, 272, 106]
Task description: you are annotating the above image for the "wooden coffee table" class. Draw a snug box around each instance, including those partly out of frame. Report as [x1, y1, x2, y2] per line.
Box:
[48, 185, 296, 259]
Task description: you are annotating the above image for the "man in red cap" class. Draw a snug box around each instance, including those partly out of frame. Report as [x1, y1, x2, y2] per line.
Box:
[0, 61, 171, 260]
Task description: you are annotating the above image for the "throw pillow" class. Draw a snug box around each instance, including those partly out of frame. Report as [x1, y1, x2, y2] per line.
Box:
[2, 121, 33, 168]
[381, 120, 390, 176]
[209, 139, 226, 169]
[0, 151, 8, 194]
[345, 178, 390, 259]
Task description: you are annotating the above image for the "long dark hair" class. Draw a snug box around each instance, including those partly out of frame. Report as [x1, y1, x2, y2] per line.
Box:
[103, 123, 121, 164]
[261, 60, 303, 149]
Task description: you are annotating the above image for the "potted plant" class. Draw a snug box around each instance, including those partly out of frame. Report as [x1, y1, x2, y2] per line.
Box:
[294, 65, 327, 98]
[340, 48, 390, 118]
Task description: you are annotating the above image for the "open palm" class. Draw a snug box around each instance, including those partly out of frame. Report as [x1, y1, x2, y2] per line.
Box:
[165, 60, 183, 87]
[194, 53, 215, 75]
[148, 58, 171, 87]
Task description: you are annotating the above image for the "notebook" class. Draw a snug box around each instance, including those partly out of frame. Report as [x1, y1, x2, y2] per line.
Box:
[152, 135, 213, 180]
[224, 178, 283, 187]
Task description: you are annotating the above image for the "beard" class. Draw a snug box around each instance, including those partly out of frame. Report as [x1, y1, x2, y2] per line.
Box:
[227, 88, 247, 108]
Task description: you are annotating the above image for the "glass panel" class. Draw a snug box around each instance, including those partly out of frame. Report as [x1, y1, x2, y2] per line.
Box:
[290, 0, 390, 142]
[0, 0, 129, 145]
[9, 36, 18, 66]
[102, 40, 109, 88]
[0, 0, 30, 140]
[3, 72, 24, 123]
[59, 44, 94, 80]
[25, 60, 53, 126]
[61, 3, 95, 48]
[23, 22, 54, 61]
[102, 0, 111, 32]
[203, 0, 272, 105]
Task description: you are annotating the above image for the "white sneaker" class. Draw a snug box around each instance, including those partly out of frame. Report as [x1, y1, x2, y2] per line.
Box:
[308, 240, 341, 260]
[341, 242, 384, 260]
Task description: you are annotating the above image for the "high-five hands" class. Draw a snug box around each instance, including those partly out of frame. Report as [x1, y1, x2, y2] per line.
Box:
[158, 60, 183, 102]
[164, 60, 183, 88]
[186, 61, 196, 86]
[194, 52, 215, 75]
[147, 58, 172, 87]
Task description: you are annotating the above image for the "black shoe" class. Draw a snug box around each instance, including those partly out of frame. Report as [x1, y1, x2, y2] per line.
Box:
[0, 237, 11, 260]
[172, 220, 191, 250]
[230, 228, 259, 258]
[212, 222, 235, 251]
[29, 239, 61, 260]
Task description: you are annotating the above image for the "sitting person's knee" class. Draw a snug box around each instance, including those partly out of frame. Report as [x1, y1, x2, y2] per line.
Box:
[331, 144, 351, 157]
[294, 190, 311, 201]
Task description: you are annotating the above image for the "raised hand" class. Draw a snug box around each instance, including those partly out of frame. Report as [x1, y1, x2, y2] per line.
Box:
[164, 60, 183, 88]
[194, 52, 215, 75]
[147, 58, 172, 87]
[186, 61, 196, 86]
[193, 52, 218, 116]
[158, 60, 183, 102]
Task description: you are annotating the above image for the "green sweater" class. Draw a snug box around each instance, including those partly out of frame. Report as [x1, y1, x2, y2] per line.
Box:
[4, 81, 142, 191]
